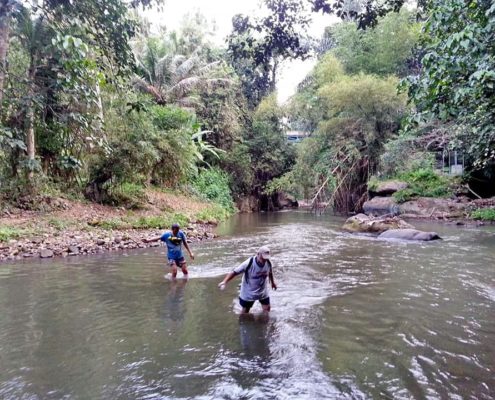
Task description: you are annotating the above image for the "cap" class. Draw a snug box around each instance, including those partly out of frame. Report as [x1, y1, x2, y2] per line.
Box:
[257, 245, 271, 260]
[171, 223, 180, 229]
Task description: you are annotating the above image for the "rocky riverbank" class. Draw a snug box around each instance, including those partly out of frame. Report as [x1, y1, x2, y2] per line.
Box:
[0, 190, 222, 263]
[0, 222, 216, 262]
[364, 179, 495, 221]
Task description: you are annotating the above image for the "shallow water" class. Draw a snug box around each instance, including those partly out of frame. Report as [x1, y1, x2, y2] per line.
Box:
[0, 211, 494, 399]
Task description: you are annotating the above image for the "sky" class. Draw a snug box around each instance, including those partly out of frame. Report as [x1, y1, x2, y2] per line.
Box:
[142, 0, 336, 104]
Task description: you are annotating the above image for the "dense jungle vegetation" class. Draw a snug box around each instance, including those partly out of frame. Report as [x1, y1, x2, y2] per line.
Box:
[0, 0, 494, 216]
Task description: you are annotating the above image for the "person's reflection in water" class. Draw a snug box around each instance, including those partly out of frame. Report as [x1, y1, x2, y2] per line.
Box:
[165, 279, 188, 323]
[238, 313, 272, 359]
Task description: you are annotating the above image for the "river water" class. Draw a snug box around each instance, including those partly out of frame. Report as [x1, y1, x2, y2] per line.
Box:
[0, 211, 494, 399]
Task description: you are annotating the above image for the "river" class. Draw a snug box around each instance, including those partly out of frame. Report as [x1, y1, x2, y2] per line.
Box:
[0, 211, 494, 399]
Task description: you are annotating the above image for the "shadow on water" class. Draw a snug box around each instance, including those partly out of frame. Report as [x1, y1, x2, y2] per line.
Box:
[0, 211, 494, 399]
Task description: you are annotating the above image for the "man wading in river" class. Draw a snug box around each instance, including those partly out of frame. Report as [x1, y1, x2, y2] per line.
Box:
[218, 246, 277, 313]
[144, 223, 194, 279]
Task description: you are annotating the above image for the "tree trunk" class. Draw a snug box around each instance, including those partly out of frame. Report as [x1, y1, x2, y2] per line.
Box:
[25, 66, 36, 180]
[0, 6, 11, 112]
[95, 79, 104, 127]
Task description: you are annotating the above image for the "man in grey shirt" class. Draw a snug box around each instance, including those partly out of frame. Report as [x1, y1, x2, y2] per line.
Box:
[218, 245, 277, 313]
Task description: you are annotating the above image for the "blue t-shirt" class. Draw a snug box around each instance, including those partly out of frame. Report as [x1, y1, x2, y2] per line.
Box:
[161, 230, 187, 260]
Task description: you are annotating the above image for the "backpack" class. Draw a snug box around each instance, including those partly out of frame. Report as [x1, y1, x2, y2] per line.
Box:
[244, 256, 272, 283]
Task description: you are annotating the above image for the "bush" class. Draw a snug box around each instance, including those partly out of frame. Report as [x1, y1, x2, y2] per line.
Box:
[393, 168, 454, 202]
[191, 168, 235, 211]
[103, 182, 147, 209]
[0, 227, 24, 242]
[380, 135, 436, 178]
[471, 208, 495, 221]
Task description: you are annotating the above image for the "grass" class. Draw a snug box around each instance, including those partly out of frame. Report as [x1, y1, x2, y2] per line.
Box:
[90, 203, 235, 231]
[91, 212, 190, 231]
[0, 227, 25, 242]
[47, 218, 70, 230]
[391, 168, 455, 203]
[470, 208, 495, 221]
[194, 204, 235, 223]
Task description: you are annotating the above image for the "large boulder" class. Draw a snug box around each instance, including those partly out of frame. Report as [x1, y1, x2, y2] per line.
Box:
[277, 192, 298, 209]
[370, 180, 408, 196]
[236, 195, 259, 213]
[378, 228, 441, 241]
[398, 197, 467, 218]
[363, 197, 400, 216]
[343, 213, 414, 234]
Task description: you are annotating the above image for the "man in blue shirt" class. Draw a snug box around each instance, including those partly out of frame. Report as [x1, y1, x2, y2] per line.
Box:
[145, 223, 194, 279]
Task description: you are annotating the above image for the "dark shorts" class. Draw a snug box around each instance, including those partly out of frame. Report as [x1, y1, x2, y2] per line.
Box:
[168, 257, 186, 267]
[239, 297, 270, 310]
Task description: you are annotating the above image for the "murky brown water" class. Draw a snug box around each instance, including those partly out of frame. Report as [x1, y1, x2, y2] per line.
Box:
[0, 211, 494, 399]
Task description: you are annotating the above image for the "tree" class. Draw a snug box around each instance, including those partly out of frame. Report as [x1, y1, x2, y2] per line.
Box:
[5, 8, 104, 181]
[247, 94, 296, 208]
[310, 0, 426, 28]
[132, 39, 231, 108]
[404, 0, 495, 170]
[0, 0, 162, 114]
[328, 9, 420, 77]
[283, 56, 407, 212]
[227, 0, 311, 108]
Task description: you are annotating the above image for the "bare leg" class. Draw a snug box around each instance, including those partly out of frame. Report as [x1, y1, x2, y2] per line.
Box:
[241, 307, 251, 314]
[180, 262, 188, 278]
[170, 262, 178, 279]
[261, 304, 271, 313]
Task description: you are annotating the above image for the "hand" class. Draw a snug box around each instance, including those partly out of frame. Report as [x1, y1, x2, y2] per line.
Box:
[190, 253, 195, 260]
[271, 282, 277, 290]
[218, 282, 226, 291]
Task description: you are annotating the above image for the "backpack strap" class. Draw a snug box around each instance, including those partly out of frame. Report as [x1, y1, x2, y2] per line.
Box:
[245, 257, 272, 282]
[244, 257, 254, 282]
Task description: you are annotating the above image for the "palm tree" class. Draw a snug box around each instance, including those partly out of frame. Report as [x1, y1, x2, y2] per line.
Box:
[132, 40, 231, 109]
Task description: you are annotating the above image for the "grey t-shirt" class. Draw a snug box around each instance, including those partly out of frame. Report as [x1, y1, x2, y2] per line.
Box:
[233, 257, 272, 301]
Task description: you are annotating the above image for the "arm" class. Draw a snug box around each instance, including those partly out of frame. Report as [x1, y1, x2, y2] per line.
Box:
[143, 235, 162, 243]
[218, 271, 237, 289]
[182, 239, 194, 260]
[269, 269, 277, 290]
[218, 259, 248, 290]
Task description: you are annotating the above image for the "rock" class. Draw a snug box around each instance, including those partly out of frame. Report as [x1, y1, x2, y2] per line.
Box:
[114, 237, 122, 244]
[96, 239, 106, 245]
[277, 192, 299, 209]
[236, 195, 259, 213]
[39, 249, 54, 258]
[370, 180, 408, 196]
[31, 237, 43, 244]
[378, 229, 441, 241]
[23, 253, 34, 258]
[343, 213, 414, 234]
[363, 197, 399, 216]
[398, 197, 466, 218]
[68, 245, 79, 254]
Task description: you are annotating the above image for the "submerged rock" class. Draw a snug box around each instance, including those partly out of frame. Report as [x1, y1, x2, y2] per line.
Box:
[378, 229, 441, 241]
[343, 213, 414, 234]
